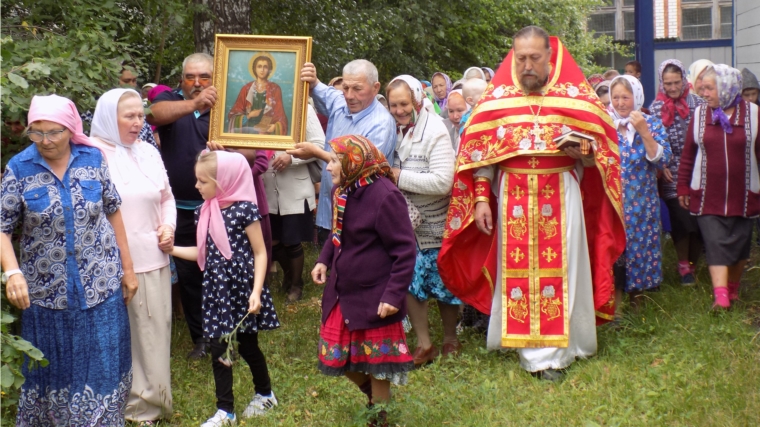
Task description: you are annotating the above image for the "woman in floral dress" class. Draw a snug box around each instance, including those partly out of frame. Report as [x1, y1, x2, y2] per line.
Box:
[608, 75, 672, 313]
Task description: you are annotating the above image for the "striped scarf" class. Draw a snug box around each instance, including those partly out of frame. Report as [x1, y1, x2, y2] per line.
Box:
[331, 174, 378, 246]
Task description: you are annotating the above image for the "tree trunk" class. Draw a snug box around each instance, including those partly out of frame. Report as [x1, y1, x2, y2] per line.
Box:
[193, 0, 251, 55]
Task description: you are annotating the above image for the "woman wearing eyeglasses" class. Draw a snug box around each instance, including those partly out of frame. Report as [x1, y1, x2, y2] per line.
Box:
[227, 53, 289, 135]
[1, 95, 137, 426]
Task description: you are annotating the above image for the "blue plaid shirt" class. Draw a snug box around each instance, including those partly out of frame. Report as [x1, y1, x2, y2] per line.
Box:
[311, 82, 397, 229]
[1, 143, 123, 310]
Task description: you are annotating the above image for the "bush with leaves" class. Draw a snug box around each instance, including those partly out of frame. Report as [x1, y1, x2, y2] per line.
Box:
[1, 297, 48, 418]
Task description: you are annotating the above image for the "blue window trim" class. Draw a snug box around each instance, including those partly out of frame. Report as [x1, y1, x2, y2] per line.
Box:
[653, 39, 732, 50]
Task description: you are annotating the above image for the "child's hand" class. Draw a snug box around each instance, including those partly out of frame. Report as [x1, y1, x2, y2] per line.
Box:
[157, 224, 174, 253]
[377, 302, 399, 319]
[311, 263, 328, 285]
[248, 291, 262, 314]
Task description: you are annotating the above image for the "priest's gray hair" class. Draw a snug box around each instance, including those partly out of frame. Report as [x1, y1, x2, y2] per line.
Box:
[513, 26, 550, 50]
[183, 53, 214, 73]
[343, 59, 379, 85]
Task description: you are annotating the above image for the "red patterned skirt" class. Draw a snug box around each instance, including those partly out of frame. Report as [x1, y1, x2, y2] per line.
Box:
[317, 304, 414, 381]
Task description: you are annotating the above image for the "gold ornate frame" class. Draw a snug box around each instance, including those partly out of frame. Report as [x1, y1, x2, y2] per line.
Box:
[209, 35, 312, 149]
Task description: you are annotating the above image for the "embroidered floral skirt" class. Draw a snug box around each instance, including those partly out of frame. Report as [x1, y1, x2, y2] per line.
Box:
[17, 292, 132, 427]
[317, 304, 414, 385]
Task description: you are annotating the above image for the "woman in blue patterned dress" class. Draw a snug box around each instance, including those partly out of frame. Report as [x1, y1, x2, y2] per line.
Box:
[608, 75, 672, 314]
[1, 95, 137, 426]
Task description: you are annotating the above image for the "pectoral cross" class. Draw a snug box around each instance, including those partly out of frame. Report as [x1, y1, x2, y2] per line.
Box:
[530, 122, 545, 144]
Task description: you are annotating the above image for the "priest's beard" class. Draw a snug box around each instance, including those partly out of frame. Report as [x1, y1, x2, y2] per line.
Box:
[520, 67, 550, 93]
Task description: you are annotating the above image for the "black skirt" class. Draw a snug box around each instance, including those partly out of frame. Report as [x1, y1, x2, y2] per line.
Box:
[696, 215, 754, 265]
[269, 200, 314, 245]
[664, 198, 701, 243]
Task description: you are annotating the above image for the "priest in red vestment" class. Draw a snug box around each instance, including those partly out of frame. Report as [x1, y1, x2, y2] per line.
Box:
[437, 26, 625, 380]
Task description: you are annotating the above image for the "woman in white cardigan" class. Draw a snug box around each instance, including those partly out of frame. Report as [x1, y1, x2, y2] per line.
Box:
[386, 75, 459, 366]
[264, 104, 326, 302]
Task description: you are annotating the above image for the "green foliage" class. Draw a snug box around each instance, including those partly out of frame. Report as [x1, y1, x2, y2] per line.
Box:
[118, 0, 196, 86]
[249, 0, 624, 84]
[0, 0, 131, 168]
[1, 296, 48, 417]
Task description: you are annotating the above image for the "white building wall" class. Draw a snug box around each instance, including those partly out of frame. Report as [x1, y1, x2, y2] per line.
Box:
[667, 0, 677, 37]
[735, 0, 760, 76]
[655, 0, 665, 38]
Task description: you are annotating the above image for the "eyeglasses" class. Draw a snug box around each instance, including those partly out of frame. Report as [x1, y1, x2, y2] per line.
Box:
[183, 74, 212, 84]
[27, 129, 67, 143]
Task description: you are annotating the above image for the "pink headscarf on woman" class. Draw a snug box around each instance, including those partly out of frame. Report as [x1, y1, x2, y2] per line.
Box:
[27, 94, 99, 150]
[147, 85, 173, 103]
[196, 150, 258, 270]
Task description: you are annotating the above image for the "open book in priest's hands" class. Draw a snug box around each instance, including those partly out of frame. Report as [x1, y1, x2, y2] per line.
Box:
[553, 130, 595, 155]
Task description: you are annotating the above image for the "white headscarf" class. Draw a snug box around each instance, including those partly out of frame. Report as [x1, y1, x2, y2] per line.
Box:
[91, 88, 163, 189]
[463, 67, 487, 81]
[388, 75, 435, 162]
[608, 75, 644, 142]
[687, 59, 714, 90]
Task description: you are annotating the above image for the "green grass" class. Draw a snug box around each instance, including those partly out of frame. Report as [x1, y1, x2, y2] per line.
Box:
[2, 238, 758, 426]
[162, 238, 760, 427]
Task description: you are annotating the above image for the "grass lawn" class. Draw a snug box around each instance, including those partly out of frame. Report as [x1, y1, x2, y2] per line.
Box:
[161, 237, 760, 427]
[3, 236, 756, 426]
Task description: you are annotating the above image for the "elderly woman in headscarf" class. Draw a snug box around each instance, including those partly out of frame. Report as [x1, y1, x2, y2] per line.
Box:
[595, 80, 612, 109]
[463, 66, 487, 81]
[431, 72, 453, 117]
[677, 65, 760, 310]
[442, 89, 472, 152]
[90, 88, 176, 424]
[649, 60, 706, 286]
[687, 59, 714, 96]
[587, 73, 605, 89]
[312, 135, 416, 426]
[481, 67, 495, 84]
[608, 75, 672, 314]
[1, 95, 136, 426]
[385, 75, 459, 364]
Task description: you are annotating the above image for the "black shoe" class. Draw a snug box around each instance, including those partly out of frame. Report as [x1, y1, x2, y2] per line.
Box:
[187, 340, 209, 360]
[286, 285, 303, 303]
[532, 368, 564, 382]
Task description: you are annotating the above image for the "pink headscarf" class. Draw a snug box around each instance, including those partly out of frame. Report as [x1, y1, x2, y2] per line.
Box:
[147, 85, 173, 103]
[196, 150, 258, 270]
[27, 94, 99, 150]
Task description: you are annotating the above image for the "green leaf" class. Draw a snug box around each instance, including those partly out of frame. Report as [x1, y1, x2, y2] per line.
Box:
[0, 312, 15, 324]
[1, 364, 15, 388]
[7, 73, 29, 89]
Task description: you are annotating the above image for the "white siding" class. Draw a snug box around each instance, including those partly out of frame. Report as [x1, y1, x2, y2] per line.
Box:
[653, 46, 732, 84]
[735, 0, 760, 76]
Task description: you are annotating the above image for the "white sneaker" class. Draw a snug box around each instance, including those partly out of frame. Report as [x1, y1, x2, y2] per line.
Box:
[200, 409, 236, 427]
[242, 392, 278, 417]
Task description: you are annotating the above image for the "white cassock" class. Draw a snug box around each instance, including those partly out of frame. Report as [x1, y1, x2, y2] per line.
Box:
[477, 163, 597, 372]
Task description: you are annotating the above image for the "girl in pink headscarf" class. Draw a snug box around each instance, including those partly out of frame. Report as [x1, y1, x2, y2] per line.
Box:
[169, 150, 280, 426]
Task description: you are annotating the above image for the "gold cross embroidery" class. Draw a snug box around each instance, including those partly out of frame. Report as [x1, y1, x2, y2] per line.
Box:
[528, 157, 540, 169]
[510, 185, 525, 200]
[541, 184, 555, 199]
[541, 247, 557, 262]
[530, 123, 545, 142]
[510, 247, 525, 263]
